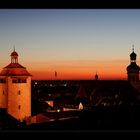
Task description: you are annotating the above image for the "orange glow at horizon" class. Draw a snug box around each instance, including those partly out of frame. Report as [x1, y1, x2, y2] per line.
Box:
[30, 60, 128, 80]
[31, 70, 127, 80]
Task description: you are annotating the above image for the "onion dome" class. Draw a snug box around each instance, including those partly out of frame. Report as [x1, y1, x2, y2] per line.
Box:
[130, 45, 137, 61]
[10, 51, 18, 57]
[127, 45, 140, 72]
[130, 51, 136, 61]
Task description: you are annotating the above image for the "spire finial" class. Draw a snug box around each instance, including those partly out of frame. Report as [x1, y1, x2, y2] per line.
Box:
[132, 44, 134, 52]
[95, 71, 98, 80]
[13, 45, 15, 52]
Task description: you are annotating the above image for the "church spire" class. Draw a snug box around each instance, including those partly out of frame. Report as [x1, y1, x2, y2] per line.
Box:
[127, 45, 140, 82]
[132, 44, 134, 52]
[95, 71, 98, 80]
[13, 45, 15, 52]
[130, 44, 137, 63]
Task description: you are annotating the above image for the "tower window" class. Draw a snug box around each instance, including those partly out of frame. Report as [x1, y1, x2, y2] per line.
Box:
[3, 91, 4, 95]
[0, 79, 6, 83]
[12, 79, 18, 83]
[21, 79, 27, 83]
[18, 79, 21, 83]
[12, 78, 27, 83]
[18, 90, 21, 95]
[18, 105, 21, 110]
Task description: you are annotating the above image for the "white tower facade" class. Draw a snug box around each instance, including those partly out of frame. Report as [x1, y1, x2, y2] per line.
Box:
[0, 49, 31, 122]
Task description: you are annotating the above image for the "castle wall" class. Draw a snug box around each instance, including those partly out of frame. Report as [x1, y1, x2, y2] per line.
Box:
[0, 77, 8, 109]
[7, 76, 31, 122]
[0, 84, 7, 108]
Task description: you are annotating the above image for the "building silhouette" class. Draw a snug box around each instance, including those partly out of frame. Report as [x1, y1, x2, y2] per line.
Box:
[127, 46, 140, 82]
[126, 46, 140, 92]
[95, 72, 98, 81]
[0, 49, 32, 122]
[1, 46, 140, 129]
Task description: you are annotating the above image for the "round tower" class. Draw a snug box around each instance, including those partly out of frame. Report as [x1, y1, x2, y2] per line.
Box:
[127, 45, 140, 82]
[0, 70, 7, 109]
[0, 48, 32, 122]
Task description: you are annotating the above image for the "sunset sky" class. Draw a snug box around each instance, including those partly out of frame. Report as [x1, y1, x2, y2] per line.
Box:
[0, 9, 140, 80]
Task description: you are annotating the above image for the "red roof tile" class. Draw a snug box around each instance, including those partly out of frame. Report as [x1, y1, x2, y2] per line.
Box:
[0, 63, 31, 76]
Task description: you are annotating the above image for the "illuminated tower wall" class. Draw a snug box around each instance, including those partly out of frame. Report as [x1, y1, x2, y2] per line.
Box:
[0, 76, 7, 109]
[7, 76, 31, 122]
[0, 49, 32, 122]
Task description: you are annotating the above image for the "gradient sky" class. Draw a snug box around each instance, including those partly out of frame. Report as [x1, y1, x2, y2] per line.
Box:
[0, 9, 140, 80]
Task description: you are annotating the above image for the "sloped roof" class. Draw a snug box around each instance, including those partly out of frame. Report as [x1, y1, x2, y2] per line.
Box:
[127, 63, 140, 71]
[74, 80, 140, 106]
[4, 63, 25, 68]
[75, 84, 88, 99]
[0, 63, 31, 76]
[35, 114, 51, 123]
[11, 51, 18, 56]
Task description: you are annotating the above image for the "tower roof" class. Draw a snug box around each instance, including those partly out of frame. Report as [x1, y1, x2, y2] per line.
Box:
[130, 45, 137, 60]
[4, 63, 25, 68]
[0, 66, 32, 76]
[130, 52, 137, 60]
[127, 63, 140, 72]
[10, 46, 18, 56]
[10, 50, 18, 57]
[0, 49, 31, 76]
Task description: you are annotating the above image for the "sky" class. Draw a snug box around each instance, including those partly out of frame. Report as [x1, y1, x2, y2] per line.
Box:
[0, 9, 140, 80]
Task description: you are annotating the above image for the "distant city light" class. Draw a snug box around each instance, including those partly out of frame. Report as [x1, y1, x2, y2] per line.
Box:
[78, 102, 83, 110]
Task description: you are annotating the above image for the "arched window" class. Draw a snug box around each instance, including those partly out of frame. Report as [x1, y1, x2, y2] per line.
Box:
[18, 105, 21, 110]
[18, 90, 21, 95]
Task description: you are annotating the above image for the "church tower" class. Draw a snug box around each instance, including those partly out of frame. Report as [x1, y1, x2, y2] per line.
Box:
[0, 48, 32, 122]
[95, 72, 98, 81]
[127, 45, 140, 82]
